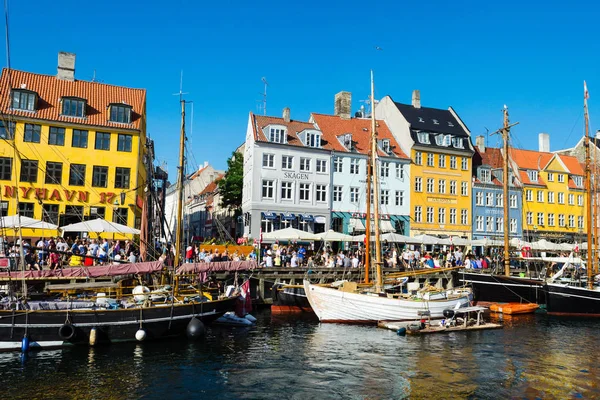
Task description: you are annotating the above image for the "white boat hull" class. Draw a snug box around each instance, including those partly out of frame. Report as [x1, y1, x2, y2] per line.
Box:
[303, 280, 472, 323]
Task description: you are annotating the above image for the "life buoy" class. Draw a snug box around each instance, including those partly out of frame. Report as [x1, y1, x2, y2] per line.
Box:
[58, 323, 76, 341]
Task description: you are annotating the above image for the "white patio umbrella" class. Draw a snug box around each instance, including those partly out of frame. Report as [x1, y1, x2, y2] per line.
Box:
[449, 236, 471, 246]
[317, 230, 355, 242]
[0, 214, 58, 230]
[412, 234, 442, 245]
[472, 238, 504, 247]
[531, 239, 561, 251]
[60, 217, 140, 235]
[261, 227, 319, 242]
[381, 232, 413, 243]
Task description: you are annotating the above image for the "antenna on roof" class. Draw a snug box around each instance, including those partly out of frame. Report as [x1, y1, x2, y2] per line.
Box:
[260, 77, 268, 116]
[92, 69, 96, 82]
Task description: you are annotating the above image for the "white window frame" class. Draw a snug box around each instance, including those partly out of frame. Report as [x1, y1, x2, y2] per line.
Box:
[426, 207, 434, 223]
[537, 212, 544, 226]
[415, 177, 422, 192]
[547, 172, 554, 182]
[568, 194, 574, 205]
[558, 174, 565, 183]
[548, 191, 555, 204]
[578, 195, 584, 206]
[333, 157, 342, 173]
[461, 157, 468, 170]
[476, 192, 483, 206]
[281, 181, 293, 200]
[316, 159, 327, 173]
[559, 214, 565, 227]
[569, 215, 575, 228]
[510, 218, 517, 233]
[262, 153, 274, 168]
[380, 189, 389, 205]
[438, 179, 446, 194]
[299, 183, 311, 201]
[299, 158, 311, 172]
[485, 192, 493, 206]
[526, 190, 533, 202]
[350, 187, 359, 203]
[496, 217, 503, 232]
[526, 212, 533, 225]
[510, 194, 517, 208]
[306, 132, 321, 148]
[414, 206, 422, 223]
[316, 184, 327, 202]
[395, 190, 404, 206]
[438, 208, 446, 224]
[427, 153, 434, 167]
[578, 216, 584, 229]
[381, 161, 389, 178]
[461, 209, 468, 225]
[281, 155, 293, 170]
[548, 213, 555, 226]
[449, 208, 456, 224]
[262, 180, 274, 199]
[269, 127, 286, 144]
[476, 216, 484, 231]
[350, 159, 359, 174]
[450, 180, 457, 195]
[558, 192, 564, 204]
[426, 178, 434, 193]
[537, 190, 544, 203]
[438, 155, 446, 168]
[333, 185, 342, 202]
[496, 193, 503, 207]
[450, 156, 457, 169]
[414, 152, 422, 165]
[486, 216, 494, 231]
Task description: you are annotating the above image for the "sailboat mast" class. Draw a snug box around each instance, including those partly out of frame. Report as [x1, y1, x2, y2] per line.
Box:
[370, 70, 383, 292]
[174, 99, 186, 269]
[502, 108, 511, 276]
[584, 81, 593, 289]
[365, 152, 371, 284]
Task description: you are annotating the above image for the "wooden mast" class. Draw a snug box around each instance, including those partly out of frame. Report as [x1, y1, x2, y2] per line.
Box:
[174, 98, 186, 269]
[370, 70, 383, 292]
[365, 149, 372, 283]
[502, 107, 511, 276]
[584, 81, 593, 289]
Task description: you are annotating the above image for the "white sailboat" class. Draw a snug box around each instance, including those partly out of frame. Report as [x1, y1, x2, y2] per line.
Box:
[303, 71, 472, 323]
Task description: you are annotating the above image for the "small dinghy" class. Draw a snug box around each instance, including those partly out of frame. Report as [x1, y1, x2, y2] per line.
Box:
[214, 312, 257, 327]
[489, 302, 539, 315]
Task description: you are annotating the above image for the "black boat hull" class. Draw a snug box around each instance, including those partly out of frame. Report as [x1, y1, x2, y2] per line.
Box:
[0, 297, 237, 351]
[545, 284, 600, 316]
[459, 272, 546, 304]
[272, 284, 312, 313]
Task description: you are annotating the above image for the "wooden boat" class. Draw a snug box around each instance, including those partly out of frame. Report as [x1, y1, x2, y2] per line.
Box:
[271, 283, 312, 313]
[489, 302, 539, 315]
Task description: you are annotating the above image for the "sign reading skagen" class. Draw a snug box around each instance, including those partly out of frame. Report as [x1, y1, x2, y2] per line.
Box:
[283, 172, 310, 180]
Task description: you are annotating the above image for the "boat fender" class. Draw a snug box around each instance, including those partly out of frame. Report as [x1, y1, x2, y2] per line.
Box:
[58, 323, 76, 341]
[21, 334, 30, 353]
[244, 314, 257, 323]
[442, 309, 455, 319]
[89, 327, 97, 346]
[396, 327, 407, 336]
[186, 317, 206, 339]
[408, 323, 422, 331]
[135, 329, 147, 342]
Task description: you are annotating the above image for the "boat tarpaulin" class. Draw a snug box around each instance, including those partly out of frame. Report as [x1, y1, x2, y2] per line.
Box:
[0, 261, 165, 279]
[176, 260, 258, 282]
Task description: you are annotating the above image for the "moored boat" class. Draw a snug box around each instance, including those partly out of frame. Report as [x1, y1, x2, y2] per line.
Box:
[489, 302, 539, 315]
[271, 283, 312, 313]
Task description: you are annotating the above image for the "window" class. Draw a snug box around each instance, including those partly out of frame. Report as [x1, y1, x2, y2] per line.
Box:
[529, 170, 538, 182]
[18, 202, 34, 218]
[24, 124, 41, 143]
[350, 159, 359, 174]
[0, 202, 7, 217]
[461, 157, 468, 170]
[548, 213, 555, 226]
[396, 164, 403, 179]
[42, 204, 59, 225]
[281, 181, 293, 200]
[380, 161, 389, 177]
[72, 129, 88, 148]
[380, 139, 390, 153]
[306, 132, 321, 148]
[282, 156, 293, 170]
[496, 217, 504, 232]
[62, 97, 86, 117]
[333, 158, 342, 173]
[510, 194, 517, 208]
[11, 89, 36, 111]
[568, 215, 575, 228]
[262, 154, 274, 168]
[476, 192, 483, 206]
[426, 207, 434, 223]
[547, 172, 554, 182]
[300, 158, 311, 172]
[115, 167, 130, 189]
[461, 181, 468, 196]
[69, 164, 86, 186]
[45, 162, 63, 184]
[573, 176, 583, 187]
[427, 153, 434, 167]
[510, 219, 517, 233]
[117, 134, 132, 152]
[380, 189, 389, 205]
[316, 185, 327, 202]
[449, 208, 456, 224]
[0, 157, 12, 180]
[0, 120, 15, 139]
[438, 179, 446, 194]
[568, 194, 574, 205]
[485, 192, 493, 206]
[480, 169, 491, 183]
[20, 160, 38, 182]
[486, 216, 494, 231]
[333, 186, 342, 202]
[92, 166, 108, 188]
[113, 208, 128, 225]
[558, 174, 564, 183]
[415, 177, 422, 192]
[496, 193, 503, 207]
[262, 180, 274, 199]
[578, 216, 584, 229]
[452, 137, 464, 148]
[438, 155, 446, 168]
[526, 190, 533, 202]
[110, 104, 132, 123]
[414, 206, 422, 223]
[417, 132, 430, 144]
[299, 183, 311, 201]
[476, 216, 484, 231]
[350, 187, 359, 203]
[548, 192, 555, 203]
[395, 190, 404, 206]
[559, 214, 565, 227]
[95, 132, 111, 150]
[450, 156, 457, 169]
[558, 192, 564, 204]
[316, 159, 327, 173]
[537, 212, 544, 226]
[578, 195, 584, 206]
[537, 191, 544, 202]
[461, 209, 468, 225]
[450, 180, 457, 195]
[426, 178, 434, 193]
[526, 212, 533, 225]
[414, 151, 422, 165]
[46, 126, 65, 146]
[269, 127, 286, 144]
[438, 208, 446, 224]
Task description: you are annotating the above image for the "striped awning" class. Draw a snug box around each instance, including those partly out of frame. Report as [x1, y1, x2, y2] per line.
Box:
[261, 212, 277, 220]
[349, 218, 366, 231]
[281, 213, 296, 221]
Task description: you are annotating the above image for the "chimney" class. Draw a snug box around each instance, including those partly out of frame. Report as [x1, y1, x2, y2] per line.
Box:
[283, 107, 290, 123]
[538, 132, 550, 152]
[57, 51, 76, 81]
[412, 90, 421, 108]
[334, 91, 352, 119]
[476, 135, 485, 153]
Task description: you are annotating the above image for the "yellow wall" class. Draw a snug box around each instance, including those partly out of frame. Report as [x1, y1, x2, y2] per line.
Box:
[0, 118, 146, 239]
[410, 149, 472, 238]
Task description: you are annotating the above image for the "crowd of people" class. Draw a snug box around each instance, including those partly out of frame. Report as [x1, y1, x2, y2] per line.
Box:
[182, 243, 256, 264]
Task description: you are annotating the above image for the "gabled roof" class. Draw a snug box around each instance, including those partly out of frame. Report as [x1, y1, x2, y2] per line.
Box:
[0, 68, 145, 131]
[559, 155, 585, 175]
[473, 147, 503, 169]
[252, 113, 320, 148]
[392, 101, 468, 136]
[509, 148, 553, 171]
[200, 174, 224, 196]
[310, 113, 409, 159]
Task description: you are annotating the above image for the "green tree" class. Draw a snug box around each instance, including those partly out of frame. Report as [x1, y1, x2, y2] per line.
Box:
[219, 151, 243, 211]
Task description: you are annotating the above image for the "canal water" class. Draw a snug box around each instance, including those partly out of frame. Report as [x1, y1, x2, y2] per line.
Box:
[2, 310, 599, 399]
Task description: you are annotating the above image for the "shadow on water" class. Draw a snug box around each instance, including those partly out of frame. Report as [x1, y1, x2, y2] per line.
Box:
[2, 309, 600, 399]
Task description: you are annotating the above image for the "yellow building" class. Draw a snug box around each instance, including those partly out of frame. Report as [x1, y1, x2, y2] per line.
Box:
[511, 148, 586, 241]
[0, 52, 147, 239]
[376, 91, 475, 238]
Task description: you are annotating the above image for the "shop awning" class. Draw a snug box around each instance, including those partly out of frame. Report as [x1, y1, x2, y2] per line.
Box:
[349, 218, 365, 231]
[280, 213, 296, 221]
[315, 216, 326, 224]
[380, 220, 395, 233]
[261, 212, 277, 220]
[299, 214, 314, 222]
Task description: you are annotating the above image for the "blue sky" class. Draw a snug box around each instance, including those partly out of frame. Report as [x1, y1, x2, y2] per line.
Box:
[2, 0, 599, 177]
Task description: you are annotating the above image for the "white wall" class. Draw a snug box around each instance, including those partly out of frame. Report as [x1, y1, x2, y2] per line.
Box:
[375, 96, 414, 157]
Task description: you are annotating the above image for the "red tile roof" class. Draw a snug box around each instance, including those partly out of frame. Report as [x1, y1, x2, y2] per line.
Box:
[252, 114, 316, 147]
[558, 154, 585, 175]
[509, 148, 553, 171]
[311, 113, 409, 159]
[0, 68, 145, 131]
[200, 174, 224, 196]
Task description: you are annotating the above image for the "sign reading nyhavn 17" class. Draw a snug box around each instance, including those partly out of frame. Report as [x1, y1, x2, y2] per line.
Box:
[2, 185, 119, 204]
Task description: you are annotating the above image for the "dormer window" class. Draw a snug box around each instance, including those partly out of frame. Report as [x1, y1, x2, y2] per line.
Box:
[452, 137, 464, 148]
[11, 89, 37, 111]
[479, 168, 491, 183]
[573, 176, 583, 187]
[417, 132, 430, 144]
[418, 117, 425, 123]
[109, 103, 132, 123]
[340, 133, 352, 150]
[268, 127, 286, 144]
[432, 119, 439, 125]
[380, 139, 390, 153]
[306, 131, 321, 148]
[443, 135, 452, 146]
[62, 97, 86, 117]
[436, 134, 451, 146]
[528, 170, 538, 182]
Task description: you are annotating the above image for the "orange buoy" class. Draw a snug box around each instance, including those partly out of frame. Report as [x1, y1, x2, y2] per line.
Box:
[489, 302, 539, 315]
